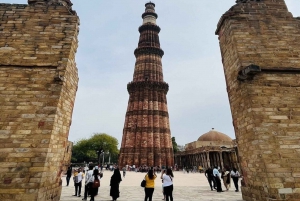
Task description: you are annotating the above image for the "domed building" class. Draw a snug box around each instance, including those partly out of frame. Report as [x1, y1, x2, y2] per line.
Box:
[174, 128, 239, 170]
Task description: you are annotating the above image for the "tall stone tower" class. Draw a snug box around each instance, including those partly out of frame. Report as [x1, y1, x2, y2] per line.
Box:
[119, 2, 173, 168]
[216, 0, 300, 200]
[0, 0, 79, 200]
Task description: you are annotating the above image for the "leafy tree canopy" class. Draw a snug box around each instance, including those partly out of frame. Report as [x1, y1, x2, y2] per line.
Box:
[172, 137, 178, 154]
[72, 133, 119, 163]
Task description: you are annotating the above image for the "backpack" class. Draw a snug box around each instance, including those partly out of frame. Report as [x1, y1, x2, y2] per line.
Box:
[92, 178, 100, 188]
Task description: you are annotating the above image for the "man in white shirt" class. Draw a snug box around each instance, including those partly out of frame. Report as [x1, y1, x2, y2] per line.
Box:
[213, 166, 223, 192]
[82, 166, 94, 201]
[73, 168, 84, 197]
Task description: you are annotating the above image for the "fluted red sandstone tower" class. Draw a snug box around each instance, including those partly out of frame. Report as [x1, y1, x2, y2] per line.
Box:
[119, 2, 173, 168]
[0, 0, 79, 200]
[216, 0, 300, 200]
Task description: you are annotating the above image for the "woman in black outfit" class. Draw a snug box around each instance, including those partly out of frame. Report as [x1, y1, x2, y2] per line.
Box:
[110, 168, 122, 201]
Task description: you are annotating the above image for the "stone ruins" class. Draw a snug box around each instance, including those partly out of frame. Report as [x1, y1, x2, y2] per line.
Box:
[1, 0, 300, 200]
[175, 129, 240, 171]
[119, 2, 174, 168]
[0, 0, 79, 200]
[216, 0, 300, 200]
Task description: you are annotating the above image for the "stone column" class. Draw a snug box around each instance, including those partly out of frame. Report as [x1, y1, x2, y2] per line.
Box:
[213, 152, 218, 167]
[0, 2, 79, 201]
[216, 1, 300, 200]
[219, 152, 224, 170]
[200, 153, 204, 168]
[203, 153, 207, 168]
[119, 3, 173, 168]
[206, 152, 210, 168]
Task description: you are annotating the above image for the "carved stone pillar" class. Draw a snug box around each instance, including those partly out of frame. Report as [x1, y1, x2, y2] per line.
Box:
[219, 151, 224, 170]
[206, 152, 210, 168]
[212, 152, 217, 167]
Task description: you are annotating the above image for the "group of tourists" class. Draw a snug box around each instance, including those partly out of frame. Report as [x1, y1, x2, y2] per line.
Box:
[205, 166, 241, 193]
[143, 168, 174, 201]
[66, 165, 120, 201]
[66, 165, 240, 201]
[66, 166, 174, 201]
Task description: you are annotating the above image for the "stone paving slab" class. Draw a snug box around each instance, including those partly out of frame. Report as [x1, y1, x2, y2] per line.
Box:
[60, 170, 244, 201]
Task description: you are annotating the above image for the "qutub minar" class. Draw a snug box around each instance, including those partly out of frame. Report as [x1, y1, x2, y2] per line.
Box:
[119, 2, 174, 168]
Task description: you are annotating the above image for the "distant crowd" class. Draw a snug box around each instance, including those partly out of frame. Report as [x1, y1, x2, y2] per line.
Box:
[204, 166, 241, 193]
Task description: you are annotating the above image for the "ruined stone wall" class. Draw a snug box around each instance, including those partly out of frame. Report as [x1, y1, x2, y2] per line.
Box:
[0, 1, 79, 200]
[62, 141, 73, 173]
[216, 0, 300, 200]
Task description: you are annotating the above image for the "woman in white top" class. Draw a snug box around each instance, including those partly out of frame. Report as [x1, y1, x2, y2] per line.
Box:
[230, 167, 240, 192]
[161, 168, 174, 201]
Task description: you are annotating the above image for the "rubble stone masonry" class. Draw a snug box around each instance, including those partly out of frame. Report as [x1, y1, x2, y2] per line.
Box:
[216, 0, 300, 200]
[0, 0, 79, 200]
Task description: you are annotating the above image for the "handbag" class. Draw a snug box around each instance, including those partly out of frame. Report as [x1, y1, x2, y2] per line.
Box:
[141, 179, 146, 187]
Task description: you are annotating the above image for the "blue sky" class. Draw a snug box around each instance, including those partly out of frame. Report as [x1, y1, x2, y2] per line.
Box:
[3, 0, 300, 147]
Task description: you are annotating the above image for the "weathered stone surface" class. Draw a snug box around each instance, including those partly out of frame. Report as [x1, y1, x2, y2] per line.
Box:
[119, 3, 173, 168]
[216, 0, 300, 200]
[0, 1, 78, 201]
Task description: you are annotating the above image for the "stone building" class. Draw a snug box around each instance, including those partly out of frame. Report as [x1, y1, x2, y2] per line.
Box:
[216, 0, 300, 200]
[0, 0, 79, 200]
[119, 2, 174, 168]
[175, 129, 239, 171]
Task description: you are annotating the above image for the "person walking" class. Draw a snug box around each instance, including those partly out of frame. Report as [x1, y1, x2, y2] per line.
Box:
[122, 167, 126, 178]
[73, 168, 84, 197]
[221, 168, 231, 191]
[144, 169, 157, 201]
[94, 166, 100, 196]
[205, 167, 216, 190]
[82, 166, 94, 201]
[231, 167, 240, 192]
[89, 169, 101, 201]
[110, 168, 122, 201]
[161, 168, 174, 201]
[213, 166, 223, 192]
[66, 166, 72, 186]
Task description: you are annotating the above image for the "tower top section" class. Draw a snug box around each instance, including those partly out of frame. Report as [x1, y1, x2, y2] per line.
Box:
[142, 1, 158, 25]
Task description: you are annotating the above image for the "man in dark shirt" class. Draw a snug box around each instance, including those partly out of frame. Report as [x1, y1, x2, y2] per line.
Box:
[66, 166, 72, 186]
[205, 167, 216, 190]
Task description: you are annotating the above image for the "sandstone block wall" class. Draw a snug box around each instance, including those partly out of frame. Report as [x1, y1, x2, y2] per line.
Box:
[62, 141, 73, 173]
[216, 0, 300, 200]
[0, 1, 79, 200]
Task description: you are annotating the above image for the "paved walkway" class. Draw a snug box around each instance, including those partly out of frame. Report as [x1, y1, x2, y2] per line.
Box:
[60, 170, 244, 201]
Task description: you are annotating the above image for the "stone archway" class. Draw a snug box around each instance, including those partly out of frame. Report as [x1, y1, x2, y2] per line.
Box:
[216, 0, 300, 200]
[0, 1, 79, 200]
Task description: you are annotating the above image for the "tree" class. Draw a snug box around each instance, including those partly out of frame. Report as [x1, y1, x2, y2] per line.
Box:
[172, 137, 178, 154]
[72, 133, 119, 163]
